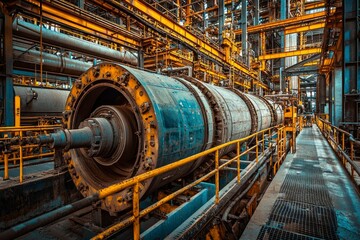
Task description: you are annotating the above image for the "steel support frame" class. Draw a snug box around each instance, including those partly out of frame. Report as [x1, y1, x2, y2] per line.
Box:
[241, 0, 248, 66]
[218, 0, 224, 43]
[259, 48, 322, 60]
[88, 0, 258, 80]
[343, 0, 360, 123]
[18, 0, 141, 49]
[234, 11, 328, 35]
[1, 10, 14, 126]
[280, 0, 287, 92]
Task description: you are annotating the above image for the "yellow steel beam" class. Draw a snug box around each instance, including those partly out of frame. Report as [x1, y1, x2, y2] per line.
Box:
[235, 11, 329, 35]
[253, 80, 269, 90]
[90, 0, 258, 79]
[234, 81, 251, 89]
[259, 48, 322, 60]
[303, 61, 319, 66]
[22, 0, 141, 49]
[305, 1, 325, 11]
[194, 67, 227, 80]
[284, 22, 325, 35]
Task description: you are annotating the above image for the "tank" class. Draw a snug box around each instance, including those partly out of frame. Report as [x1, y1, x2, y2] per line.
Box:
[36, 63, 283, 213]
[14, 85, 69, 117]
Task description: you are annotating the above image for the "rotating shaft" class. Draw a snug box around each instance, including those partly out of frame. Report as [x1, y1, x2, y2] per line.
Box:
[37, 117, 115, 158]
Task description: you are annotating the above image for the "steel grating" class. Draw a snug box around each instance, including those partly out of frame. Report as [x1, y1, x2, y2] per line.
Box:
[279, 159, 333, 207]
[267, 199, 338, 239]
[257, 225, 322, 240]
[257, 158, 339, 239]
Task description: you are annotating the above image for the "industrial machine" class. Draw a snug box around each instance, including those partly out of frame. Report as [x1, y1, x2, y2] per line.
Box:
[13, 85, 69, 125]
[20, 63, 284, 213]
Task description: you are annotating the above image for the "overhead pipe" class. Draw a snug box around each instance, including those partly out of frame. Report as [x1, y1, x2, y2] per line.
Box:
[13, 46, 92, 76]
[13, 19, 138, 66]
[161, 66, 193, 77]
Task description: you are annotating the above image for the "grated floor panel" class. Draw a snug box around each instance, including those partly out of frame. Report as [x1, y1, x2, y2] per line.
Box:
[257, 157, 338, 239]
[257, 225, 322, 240]
[242, 127, 360, 240]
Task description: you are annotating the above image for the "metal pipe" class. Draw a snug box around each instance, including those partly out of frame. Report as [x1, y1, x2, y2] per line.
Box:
[13, 85, 69, 117]
[161, 66, 193, 77]
[14, 46, 92, 76]
[13, 19, 138, 65]
[0, 194, 99, 240]
[264, 94, 294, 98]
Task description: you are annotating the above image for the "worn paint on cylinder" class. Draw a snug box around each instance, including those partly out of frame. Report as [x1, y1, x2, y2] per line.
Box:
[59, 63, 283, 213]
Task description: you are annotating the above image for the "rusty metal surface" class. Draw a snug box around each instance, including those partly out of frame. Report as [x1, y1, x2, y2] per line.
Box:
[18, 64, 283, 214]
[245, 94, 272, 131]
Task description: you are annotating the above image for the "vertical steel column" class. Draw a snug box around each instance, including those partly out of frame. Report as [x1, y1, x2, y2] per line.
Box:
[241, 0, 248, 66]
[185, 0, 191, 26]
[253, 0, 260, 57]
[2, 11, 14, 126]
[138, 49, 144, 69]
[218, 0, 225, 43]
[334, 68, 343, 126]
[78, 0, 85, 9]
[254, 0, 259, 26]
[343, 0, 360, 122]
[203, 0, 207, 33]
[280, 0, 287, 90]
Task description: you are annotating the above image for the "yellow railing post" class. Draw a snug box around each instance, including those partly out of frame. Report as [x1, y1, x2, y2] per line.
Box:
[15, 96, 21, 128]
[342, 133, 345, 165]
[276, 128, 280, 163]
[215, 149, 219, 204]
[350, 141, 355, 177]
[19, 130, 23, 183]
[88, 125, 285, 240]
[281, 128, 284, 162]
[283, 128, 286, 161]
[255, 134, 259, 162]
[4, 153, 9, 180]
[133, 181, 140, 240]
[262, 131, 265, 153]
[237, 142, 240, 183]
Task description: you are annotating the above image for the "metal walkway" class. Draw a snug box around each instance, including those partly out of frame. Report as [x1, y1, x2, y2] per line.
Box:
[241, 126, 360, 240]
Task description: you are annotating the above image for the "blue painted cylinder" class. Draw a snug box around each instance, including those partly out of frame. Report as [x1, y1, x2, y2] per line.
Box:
[61, 63, 283, 212]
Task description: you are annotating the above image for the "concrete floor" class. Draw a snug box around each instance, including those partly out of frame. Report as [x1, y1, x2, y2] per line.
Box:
[241, 126, 360, 240]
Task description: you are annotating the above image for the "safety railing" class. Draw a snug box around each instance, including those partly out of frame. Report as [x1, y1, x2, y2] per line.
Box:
[0, 125, 61, 183]
[316, 117, 360, 184]
[273, 126, 286, 175]
[90, 125, 285, 240]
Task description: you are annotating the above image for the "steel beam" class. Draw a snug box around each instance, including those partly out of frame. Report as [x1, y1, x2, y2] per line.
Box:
[2, 12, 14, 126]
[259, 48, 322, 60]
[285, 54, 320, 74]
[241, 0, 248, 66]
[218, 0, 224, 43]
[89, 0, 258, 79]
[342, 0, 360, 123]
[284, 22, 325, 35]
[286, 70, 319, 76]
[235, 11, 329, 35]
[304, 1, 325, 11]
[18, 0, 141, 49]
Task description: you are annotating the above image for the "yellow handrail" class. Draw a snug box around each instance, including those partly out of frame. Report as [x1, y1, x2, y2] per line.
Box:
[0, 125, 61, 182]
[316, 116, 360, 183]
[91, 124, 286, 240]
